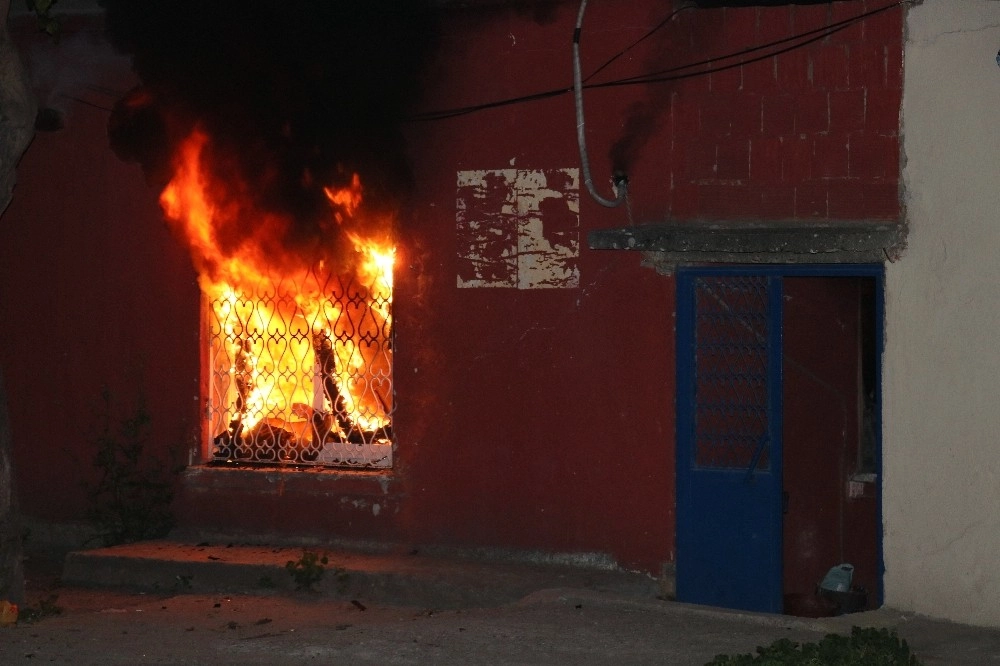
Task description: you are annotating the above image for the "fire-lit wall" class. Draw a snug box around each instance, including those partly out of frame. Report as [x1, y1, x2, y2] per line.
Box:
[0, 14, 202, 527]
[0, 1, 901, 575]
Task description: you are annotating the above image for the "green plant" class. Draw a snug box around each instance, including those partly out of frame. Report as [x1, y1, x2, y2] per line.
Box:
[19, 594, 62, 623]
[706, 627, 922, 666]
[85, 387, 176, 547]
[24, 0, 61, 39]
[286, 549, 330, 591]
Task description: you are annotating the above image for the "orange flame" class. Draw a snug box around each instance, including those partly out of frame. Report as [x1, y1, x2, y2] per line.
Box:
[160, 128, 394, 460]
[324, 173, 362, 224]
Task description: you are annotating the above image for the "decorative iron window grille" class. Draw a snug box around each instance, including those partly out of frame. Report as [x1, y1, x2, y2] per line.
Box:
[207, 263, 393, 468]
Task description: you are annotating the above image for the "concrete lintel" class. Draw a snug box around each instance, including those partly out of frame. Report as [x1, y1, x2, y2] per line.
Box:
[587, 220, 906, 264]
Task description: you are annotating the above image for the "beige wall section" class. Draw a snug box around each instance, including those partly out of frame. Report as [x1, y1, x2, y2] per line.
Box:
[888, 1, 1000, 627]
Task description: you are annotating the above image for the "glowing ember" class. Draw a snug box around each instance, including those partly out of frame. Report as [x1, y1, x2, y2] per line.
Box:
[160, 129, 394, 466]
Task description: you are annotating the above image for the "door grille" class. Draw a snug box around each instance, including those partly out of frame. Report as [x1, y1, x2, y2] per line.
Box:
[692, 275, 770, 471]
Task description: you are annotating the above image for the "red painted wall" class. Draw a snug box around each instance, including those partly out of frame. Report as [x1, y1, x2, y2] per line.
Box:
[1, 2, 901, 574]
[0, 17, 202, 523]
[782, 277, 879, 610]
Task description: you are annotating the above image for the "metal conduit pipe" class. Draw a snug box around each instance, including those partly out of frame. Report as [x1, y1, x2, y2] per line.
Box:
[573, 0, 628, 208]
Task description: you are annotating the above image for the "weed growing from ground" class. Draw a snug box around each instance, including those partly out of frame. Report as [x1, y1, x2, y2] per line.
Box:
[19, 594, 62, 623]
[85, 387, 176, 546]
[706, 626, 921, 665]
[286, 549, 347, 592]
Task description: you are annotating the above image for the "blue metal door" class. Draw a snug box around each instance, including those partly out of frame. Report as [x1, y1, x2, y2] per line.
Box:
[675, 271, 784, 613]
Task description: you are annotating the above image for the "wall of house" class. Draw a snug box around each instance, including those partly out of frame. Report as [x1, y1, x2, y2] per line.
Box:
[887, 1, 1000, 627]
[177, 0, 901, 574]
[0, 14, 202, 533]
[394, 0, 901, 573]
[2, 1, 902, 577]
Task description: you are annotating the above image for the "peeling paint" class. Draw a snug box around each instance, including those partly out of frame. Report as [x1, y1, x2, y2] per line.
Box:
[456, 168, 580, 289]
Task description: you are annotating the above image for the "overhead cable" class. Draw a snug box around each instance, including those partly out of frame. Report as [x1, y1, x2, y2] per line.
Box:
[408, 0, 905, 123]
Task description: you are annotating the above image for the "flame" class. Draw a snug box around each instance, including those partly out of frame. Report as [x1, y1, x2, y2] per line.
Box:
[161, 128, 394, 460]
[324, 173, 362, 224]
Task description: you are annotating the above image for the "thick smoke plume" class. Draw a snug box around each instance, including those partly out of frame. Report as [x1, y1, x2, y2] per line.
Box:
[607, 12, 682, 177]
[104, 0, 438, 262]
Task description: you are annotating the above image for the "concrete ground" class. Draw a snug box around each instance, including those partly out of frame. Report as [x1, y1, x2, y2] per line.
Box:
[2, 541, 1000, 665]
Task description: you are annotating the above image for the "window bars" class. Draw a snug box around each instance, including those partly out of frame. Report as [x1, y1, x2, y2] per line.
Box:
[207, 263, 393, 468]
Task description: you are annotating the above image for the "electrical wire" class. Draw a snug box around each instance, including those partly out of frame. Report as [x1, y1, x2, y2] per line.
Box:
[407, 0, 906, 123]
[602, 2, 899, 88]
[595, 15, 852, 89]
[582, 3, 694, 84]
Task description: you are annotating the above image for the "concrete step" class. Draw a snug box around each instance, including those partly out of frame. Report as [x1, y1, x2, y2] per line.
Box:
[62, 541, 664, 609]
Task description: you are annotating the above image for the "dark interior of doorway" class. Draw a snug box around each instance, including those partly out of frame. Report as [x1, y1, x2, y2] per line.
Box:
[781, 276, 880, 617]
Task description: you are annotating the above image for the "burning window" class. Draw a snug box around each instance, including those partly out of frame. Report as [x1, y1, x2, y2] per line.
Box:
[160, 131, 394, 468]
[205, 252, 393, 468]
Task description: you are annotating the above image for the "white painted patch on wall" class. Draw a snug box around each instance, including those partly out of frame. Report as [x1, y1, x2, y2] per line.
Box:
[456, 168, 580, 289]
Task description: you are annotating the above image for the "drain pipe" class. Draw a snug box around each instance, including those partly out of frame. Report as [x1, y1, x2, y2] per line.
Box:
[573, 0, 628, 208]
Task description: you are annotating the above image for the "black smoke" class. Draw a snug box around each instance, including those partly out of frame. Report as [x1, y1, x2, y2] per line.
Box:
[609, 98, 663, 177]
[104, 0, 439, 251]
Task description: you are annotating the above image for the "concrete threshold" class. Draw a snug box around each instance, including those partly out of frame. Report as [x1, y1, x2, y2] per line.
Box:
[62, 540, 663, 609]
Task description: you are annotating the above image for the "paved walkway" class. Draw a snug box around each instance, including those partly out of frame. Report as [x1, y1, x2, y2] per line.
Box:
[1, 542, 998, 665]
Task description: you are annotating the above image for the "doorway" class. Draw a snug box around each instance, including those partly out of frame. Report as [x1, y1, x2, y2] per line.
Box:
[675, 265, 883, 615]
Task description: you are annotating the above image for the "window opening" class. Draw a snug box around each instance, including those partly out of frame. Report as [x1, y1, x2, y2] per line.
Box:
[207, 259, 394, 469]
